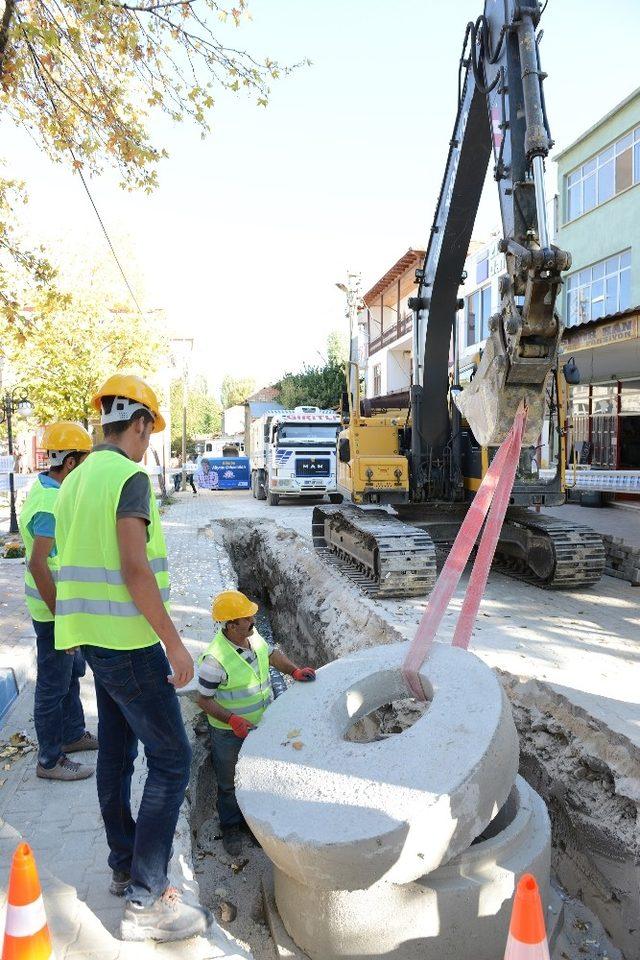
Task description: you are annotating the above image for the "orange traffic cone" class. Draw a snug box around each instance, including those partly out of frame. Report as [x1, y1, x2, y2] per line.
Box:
[504, 873, 550, 960]
[2, 843, 53, 960]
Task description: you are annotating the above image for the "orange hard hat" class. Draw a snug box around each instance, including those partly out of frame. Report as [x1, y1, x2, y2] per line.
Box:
[91, 373, 165, 433]
[212, 590, 259, 622]
[41, 421, 92, 453]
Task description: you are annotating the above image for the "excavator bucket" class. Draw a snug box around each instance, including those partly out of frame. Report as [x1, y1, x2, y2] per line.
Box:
[453, 332, 550, 448]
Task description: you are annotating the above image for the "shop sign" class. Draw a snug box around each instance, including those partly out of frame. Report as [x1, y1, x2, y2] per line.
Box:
[488, 238, 506, 277]
[566, 315, 638, 351]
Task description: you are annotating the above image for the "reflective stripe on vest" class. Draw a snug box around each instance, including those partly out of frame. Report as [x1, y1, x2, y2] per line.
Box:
[199, 630, 271, 730]
[18, 476, 59, 623]
[53, 450, 170, 651]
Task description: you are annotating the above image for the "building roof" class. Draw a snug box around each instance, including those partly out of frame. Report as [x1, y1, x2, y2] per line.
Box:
[554, 86, 640, 162]
[363, 249, 426, 306]
[246, 384, 280, 403]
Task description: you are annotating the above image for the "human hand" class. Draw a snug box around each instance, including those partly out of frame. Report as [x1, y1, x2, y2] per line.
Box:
[229, 715, 256, 739]
[166, 641, 194, 688]
[292, 667, 316, 682]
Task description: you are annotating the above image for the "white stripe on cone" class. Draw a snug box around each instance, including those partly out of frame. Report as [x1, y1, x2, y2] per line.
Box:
[4, 894, 48, 937]
[504, 932, 551, 960]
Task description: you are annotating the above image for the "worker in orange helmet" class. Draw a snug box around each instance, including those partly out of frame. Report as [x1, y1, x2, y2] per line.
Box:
[53, 374, 211, 942]
[18, 421, 96, 783]
[197, 589, 316, 857]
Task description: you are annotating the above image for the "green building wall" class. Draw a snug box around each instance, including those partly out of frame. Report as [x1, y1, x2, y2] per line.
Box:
[555, 87, 640, 318]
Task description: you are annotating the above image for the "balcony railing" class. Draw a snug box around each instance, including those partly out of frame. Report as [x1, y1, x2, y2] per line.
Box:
[368, 313, 413, 355]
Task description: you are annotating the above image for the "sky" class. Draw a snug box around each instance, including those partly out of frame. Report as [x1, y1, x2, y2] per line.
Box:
[5, 0, 640, 395]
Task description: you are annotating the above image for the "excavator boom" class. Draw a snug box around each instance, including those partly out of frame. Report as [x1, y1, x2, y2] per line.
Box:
[409, 0, 568, 469]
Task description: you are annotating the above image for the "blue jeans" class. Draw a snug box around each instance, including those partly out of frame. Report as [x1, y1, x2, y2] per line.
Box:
[209, 727, 243, 830]
[33, 619, 86, 769]
[83, 644, 192, 906]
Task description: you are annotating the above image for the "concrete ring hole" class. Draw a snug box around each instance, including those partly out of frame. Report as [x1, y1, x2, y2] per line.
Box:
[341, 667, 433, 744]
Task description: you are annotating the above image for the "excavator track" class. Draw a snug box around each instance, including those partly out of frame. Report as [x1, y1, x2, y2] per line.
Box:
[312, 505, 437, 598]
[494, 512, 606, 589]
[312, 505, 605, 599]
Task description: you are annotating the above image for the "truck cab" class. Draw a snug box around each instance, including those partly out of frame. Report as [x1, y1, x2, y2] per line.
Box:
[250, 407, 342, 506]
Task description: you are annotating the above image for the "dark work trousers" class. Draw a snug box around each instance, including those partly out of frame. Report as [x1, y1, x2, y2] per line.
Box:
[209, 727, 243, 829]
[33, 619, 86, 768]
[83, 643, 192, 906]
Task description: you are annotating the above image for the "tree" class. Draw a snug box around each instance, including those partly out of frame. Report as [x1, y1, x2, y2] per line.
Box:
[220, 375, 256, 409]
[327, 329, 349, 365]
[6, 296, 165, 425]
[0, 1, 304, 329]
[170, 375, 221, 455]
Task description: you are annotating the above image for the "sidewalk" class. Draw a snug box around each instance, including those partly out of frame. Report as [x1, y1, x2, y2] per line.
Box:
[0, 491, 249, 959]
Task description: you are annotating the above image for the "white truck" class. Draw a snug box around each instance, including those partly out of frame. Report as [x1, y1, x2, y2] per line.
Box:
[249, 407, 343, 506]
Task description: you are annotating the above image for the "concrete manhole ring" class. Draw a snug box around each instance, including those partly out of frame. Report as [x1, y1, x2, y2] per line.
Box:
[273, 775, 552, 960]
[237, 641, 519, 889]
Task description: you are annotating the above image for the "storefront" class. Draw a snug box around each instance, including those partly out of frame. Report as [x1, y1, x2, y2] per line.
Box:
[564, 308, 640, 472]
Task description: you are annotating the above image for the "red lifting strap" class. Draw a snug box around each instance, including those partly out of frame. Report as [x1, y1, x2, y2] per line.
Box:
[402, 404, 528, 701]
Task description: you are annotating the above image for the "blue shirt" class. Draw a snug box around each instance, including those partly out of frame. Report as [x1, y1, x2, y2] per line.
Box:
[29, 473, 60, 543]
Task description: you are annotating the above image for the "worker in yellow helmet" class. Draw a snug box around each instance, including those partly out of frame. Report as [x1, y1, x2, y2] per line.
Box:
[53, 374, 211, 942]
[197, 590, 316, 857]
[18, 421, 96, 783]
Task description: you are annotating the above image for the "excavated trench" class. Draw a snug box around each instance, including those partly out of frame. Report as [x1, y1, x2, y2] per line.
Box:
[191, 517, 637, 959]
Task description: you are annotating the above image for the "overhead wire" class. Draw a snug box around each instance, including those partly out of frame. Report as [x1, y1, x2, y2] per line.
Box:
[20, 27, 146, 318]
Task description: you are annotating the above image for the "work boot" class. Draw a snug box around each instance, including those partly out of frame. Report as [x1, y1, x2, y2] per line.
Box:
[36, 756, 94, 781]
[63, 731, 99, 753]
[222, 825, 243, 857]
[110, 870, 131, 897]
[120, 887, 212, 942]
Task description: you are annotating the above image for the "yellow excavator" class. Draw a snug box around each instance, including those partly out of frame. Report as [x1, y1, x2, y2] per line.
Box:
[312, 0, 605, 598]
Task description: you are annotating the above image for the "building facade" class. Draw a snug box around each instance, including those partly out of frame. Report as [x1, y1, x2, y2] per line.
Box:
[363, 249, 424, 401]
[555, 86, 640, 471]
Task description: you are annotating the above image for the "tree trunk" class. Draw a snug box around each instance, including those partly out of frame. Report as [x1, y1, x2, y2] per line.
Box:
[0, 0, 16, 78]
[151, 445, 167, 499]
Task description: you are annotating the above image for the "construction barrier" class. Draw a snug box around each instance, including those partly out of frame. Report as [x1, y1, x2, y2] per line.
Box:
[2, 842, 54, 960]
[504, 873, 550, 960]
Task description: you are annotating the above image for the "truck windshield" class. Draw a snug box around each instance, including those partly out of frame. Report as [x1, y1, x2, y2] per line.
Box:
[276, 424, 338, 441]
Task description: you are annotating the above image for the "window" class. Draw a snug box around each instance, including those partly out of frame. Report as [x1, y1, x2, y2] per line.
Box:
[476, 253, 489, 284]
[466, 284, 492, 346]
[373, 364, 381, 396]
[565, 251, 631, 326]
[565, 125, 640, 222]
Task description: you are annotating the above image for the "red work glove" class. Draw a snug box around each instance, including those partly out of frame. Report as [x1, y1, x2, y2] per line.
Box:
[292, 667, 316, 682]
[229, 715, 255, 739]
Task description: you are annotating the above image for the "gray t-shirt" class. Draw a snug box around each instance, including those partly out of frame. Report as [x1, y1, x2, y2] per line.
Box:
[93, 444, 151, 524]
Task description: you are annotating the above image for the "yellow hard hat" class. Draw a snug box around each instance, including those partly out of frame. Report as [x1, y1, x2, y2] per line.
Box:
[91, 374, 166, 433]
[212, 590, 258, 622]
[41, 422, 92, 453]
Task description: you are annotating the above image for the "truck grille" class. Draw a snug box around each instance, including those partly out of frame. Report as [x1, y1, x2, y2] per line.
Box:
[296, 457, 330, 477]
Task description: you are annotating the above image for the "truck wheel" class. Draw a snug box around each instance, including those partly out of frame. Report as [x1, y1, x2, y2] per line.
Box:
[267, 491, 280, 506]
[329, 494, 344, 504]
[256, 471, 267, 501]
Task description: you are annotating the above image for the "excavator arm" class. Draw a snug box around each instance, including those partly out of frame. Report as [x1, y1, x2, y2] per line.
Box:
[408, 0, 569, 499]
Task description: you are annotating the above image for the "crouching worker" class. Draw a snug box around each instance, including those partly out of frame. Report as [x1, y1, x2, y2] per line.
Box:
[197, 590, 315, 857]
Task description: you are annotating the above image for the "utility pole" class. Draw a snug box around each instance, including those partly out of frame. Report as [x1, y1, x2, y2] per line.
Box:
[335, 272, 364, 405]
[169, 337, 194, 493]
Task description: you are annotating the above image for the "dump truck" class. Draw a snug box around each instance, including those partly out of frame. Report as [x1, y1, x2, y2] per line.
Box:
[250, 407, 342, 506]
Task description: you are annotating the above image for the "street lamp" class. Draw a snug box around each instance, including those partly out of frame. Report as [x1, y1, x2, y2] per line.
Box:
[1, 388, 33, 535]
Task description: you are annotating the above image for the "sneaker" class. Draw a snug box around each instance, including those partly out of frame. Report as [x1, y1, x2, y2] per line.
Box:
[63, 731, 99, 753]
[121, 887, 212, 942]
[36, 756, 94, 781]
[222, 825, 243, 857]
[110, 870, 131, 897]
